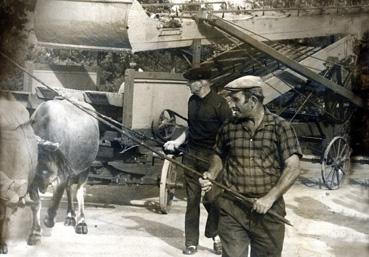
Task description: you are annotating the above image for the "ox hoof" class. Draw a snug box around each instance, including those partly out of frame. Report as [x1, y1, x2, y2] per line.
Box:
[43, 216, 55, 228]
[75, 222, 88, 234]
[0, 243, 8, 254]
[64, 217, 76, 227]
[27, 233, 41, 246]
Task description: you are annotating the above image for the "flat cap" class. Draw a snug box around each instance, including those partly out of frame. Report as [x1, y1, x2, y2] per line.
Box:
[183, 67, 212, 80]
[224, 75, 265, 92]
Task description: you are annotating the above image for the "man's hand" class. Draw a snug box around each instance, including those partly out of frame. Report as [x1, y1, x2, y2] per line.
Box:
[163, 140, 181, 152]
[253, 195, 276, 214]
[199, 172, 213, 193]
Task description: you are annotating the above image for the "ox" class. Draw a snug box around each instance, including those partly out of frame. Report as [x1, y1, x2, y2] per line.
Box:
[30, 99, 99, 235]
[0, 92, 38, 254]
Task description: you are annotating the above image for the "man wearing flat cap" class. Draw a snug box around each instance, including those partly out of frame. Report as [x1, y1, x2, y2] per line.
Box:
[164, 67, 232, 255]
[200, 75, 302, 257]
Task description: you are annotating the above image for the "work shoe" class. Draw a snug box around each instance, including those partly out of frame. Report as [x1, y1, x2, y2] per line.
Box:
[213, 237, 222, 255]
[183, 245, 197, 255]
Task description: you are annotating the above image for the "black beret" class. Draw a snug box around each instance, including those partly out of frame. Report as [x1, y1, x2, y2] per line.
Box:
[183, 67, 212, 80]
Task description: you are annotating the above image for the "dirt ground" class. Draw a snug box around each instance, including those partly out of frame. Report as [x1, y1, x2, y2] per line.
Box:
[3, 161, 369, 257]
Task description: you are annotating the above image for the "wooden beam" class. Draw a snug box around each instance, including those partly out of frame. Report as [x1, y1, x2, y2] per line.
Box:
[205, 15, 365, 108]
[263, 36, 355, 103]
[192, 39, 202, 68]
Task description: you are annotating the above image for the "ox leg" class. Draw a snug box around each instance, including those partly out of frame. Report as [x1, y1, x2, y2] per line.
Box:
[0, 204, 8, 254]
[27, 188, 41, 246]
[75, 170, 89, 234]
[44, 182, 66, 228]
[64, 179, 76, 227]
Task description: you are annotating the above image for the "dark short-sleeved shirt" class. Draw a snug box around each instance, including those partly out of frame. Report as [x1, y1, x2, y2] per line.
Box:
[214, 108, 302, 196]
[188, 90, 232, 149]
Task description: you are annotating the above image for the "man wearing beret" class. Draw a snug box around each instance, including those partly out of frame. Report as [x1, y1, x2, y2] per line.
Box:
[199, 75, 302, 257]
[164, 67, 232, 255]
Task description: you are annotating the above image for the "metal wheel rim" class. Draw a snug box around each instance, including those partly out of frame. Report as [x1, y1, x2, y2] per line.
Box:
[321, 136, 350, 190]
[159, 155, 176, 214]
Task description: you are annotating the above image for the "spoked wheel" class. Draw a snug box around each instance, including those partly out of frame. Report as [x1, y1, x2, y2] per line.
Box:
[159, 155, 177, 214]
[321, 136, 351, 190]
[152, 109, 177, 141]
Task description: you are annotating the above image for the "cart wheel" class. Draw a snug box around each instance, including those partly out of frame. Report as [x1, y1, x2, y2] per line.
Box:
[321, 136, 351, 190]
[152, 109, 177, 141]
[159, 155, 177, 214]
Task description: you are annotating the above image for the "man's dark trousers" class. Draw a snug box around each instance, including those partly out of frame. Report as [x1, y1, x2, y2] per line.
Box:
[183, 145, 219, 247]
[217, 194, 286, 257]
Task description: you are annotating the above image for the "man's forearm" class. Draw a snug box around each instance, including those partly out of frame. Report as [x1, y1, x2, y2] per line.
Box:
[174, 129, 188, 145]
[207, 154, 223, 180]
[266, 154, 301, 201]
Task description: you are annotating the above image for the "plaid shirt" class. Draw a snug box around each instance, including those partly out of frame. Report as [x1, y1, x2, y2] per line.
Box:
[214, 108, 302, 196]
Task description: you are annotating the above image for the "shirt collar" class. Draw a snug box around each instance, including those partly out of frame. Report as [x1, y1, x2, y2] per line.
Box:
[203, 90, 214, 101]
[255, 107, 275, 130]
[239, 107, 274, 132]
[194, 90, 213, 102]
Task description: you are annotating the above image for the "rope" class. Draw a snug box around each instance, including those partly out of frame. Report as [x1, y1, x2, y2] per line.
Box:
[0, 51, 292, 225]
